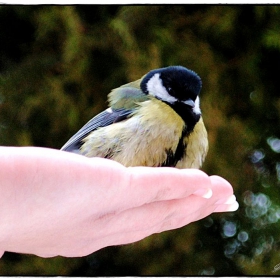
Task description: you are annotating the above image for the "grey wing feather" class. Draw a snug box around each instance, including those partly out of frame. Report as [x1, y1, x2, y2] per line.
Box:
[61, 108, 133, 152]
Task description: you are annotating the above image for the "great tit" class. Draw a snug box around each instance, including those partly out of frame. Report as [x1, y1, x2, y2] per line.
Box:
[61, 66, 208, 168]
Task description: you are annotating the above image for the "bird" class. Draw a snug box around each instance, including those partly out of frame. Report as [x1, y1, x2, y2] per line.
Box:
[61, 66, 208, 169]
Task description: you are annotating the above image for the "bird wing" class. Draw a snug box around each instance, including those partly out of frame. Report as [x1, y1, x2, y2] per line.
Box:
[61, 83, 147, 153]
[61, 108, 133, 152]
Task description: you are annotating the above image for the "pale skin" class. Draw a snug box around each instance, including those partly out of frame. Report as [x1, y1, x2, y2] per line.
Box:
[0, 147, 238, 258]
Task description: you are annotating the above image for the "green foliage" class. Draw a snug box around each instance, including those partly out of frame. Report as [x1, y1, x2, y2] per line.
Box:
[0, 4, 280, 276]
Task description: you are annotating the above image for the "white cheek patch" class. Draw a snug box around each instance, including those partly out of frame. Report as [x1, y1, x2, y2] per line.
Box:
[146, 73, 202, 115]
[146, 73, 177, 104]
[193, 96, 201, 114]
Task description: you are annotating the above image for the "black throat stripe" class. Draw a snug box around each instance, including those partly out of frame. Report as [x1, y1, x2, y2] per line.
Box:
[161, 127, 187, 167]
[168, 101, 200, 134]
[159, 101, 201, 167]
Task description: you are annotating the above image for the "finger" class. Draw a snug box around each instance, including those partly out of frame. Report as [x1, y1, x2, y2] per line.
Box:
[73, 159, 213, 215]
[210, 175, 234, 198]
[78, 159, 213, 214]
[84, 195, 218, 255]
[122, 167, 212, 210]
[156, 176, 237, 231]
[214, 200, 239, 212]
[92, 193, 216, 243]
[76, 175, 238, 257]
[99, 169, 233, 220]
[209, 175, 239, 212]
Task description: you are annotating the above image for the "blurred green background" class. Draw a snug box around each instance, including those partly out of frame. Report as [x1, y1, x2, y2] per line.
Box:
[0, 4, 280, 276]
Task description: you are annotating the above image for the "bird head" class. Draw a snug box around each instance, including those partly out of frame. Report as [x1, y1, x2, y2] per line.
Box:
[140, 66, 202, 117]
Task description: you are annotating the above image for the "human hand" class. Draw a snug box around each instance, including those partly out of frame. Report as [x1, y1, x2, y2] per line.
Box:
[0, 147, 238, 258]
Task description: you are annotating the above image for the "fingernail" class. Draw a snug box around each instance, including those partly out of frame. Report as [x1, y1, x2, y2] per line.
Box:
[214, 201, 239, 212]
[193, 188, 212, 199]
[215, 195, 236, 205]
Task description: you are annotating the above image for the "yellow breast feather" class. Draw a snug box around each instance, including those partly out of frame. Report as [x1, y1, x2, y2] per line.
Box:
[81, 98, 185, 167]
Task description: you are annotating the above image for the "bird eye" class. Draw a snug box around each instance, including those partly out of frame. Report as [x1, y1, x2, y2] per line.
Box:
[167, 87, 174, 95]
